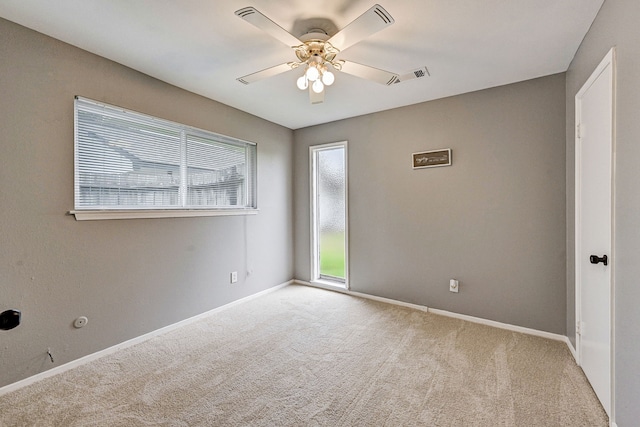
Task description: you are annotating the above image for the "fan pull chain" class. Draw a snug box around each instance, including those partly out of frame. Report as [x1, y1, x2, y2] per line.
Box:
[47, 348, 54, 363]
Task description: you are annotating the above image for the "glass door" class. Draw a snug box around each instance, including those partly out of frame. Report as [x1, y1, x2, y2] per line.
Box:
[311, 142, 347, 287]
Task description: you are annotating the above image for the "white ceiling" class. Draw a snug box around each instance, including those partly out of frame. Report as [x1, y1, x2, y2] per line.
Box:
[0, 0, 604, 129]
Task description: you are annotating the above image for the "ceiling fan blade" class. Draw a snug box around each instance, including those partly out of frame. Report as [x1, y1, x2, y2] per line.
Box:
[327, 4, 394, 52]
[340, 61, 399, 85]
[237, 63, 292, 85]
[235, 7, 301, 47]
[309, 86, 324, 104]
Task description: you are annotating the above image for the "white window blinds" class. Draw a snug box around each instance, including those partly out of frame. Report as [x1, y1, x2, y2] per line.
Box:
[74, 97, 257, 211]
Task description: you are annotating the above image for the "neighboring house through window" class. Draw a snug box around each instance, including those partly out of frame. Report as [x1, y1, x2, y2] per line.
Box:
[72, 97, 257, 219]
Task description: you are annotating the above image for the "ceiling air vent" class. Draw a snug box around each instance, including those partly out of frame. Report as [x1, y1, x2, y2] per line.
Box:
[395, 67, 430, 83]
[412, 67, 429, 78]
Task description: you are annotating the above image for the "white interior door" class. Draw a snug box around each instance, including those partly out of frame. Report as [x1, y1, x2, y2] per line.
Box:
[575, 48, 615, 417]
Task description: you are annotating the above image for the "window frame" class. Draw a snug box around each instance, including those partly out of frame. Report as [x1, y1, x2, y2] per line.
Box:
[309, 141, 349, 289]
[70, 97, 258, 220]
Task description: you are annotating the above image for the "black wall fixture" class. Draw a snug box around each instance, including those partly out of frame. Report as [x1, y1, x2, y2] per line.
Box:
[0, 309, 21, 330]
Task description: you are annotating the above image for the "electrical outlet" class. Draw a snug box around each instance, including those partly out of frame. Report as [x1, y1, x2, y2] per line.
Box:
[230, 271, 238, 284]
[449, 279, 459, 293]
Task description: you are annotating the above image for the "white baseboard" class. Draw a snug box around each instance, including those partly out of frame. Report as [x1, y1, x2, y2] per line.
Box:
[428, 307, 567, 343]
[431, 310, 581, 380]
[348, 289, 430, 312]
[564, 336, 578, 361]
[0, 280, 292, 397]
[294, 280, 428, 312]
[297, 279, 570, 344]
[3, 280, 577, 397]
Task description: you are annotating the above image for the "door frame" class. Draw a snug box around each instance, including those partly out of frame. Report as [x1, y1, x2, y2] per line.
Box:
[309, 141, 349, 289]
[574, 47, 616, 421]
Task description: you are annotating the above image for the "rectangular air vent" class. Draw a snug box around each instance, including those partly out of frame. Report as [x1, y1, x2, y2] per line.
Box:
[413, 68, 428, 78]
[395, 67, 430, 84]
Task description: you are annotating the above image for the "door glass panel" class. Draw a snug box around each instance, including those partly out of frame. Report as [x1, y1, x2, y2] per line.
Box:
[315, 145, 346, 282]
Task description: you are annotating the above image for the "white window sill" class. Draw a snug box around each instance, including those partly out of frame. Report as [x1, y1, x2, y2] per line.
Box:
[310, 279, 348, 291]
[68, 209, 259, 221]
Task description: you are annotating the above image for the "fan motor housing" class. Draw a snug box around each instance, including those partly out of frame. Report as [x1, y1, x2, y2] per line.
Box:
[295, 40, 339, 63]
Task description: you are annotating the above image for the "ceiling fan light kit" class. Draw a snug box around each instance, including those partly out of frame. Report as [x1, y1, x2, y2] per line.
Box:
[291, 44, 338, 96]
[235, 4, 427, 104]
[312, 79, 324, 94]
[296, 75, 308, 90]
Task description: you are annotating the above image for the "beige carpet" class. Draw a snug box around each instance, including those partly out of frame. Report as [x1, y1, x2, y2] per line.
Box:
[0, 284, 607, 426]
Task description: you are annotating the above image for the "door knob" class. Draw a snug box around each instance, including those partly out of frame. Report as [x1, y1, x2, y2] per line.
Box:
[589, 255, 608, 266]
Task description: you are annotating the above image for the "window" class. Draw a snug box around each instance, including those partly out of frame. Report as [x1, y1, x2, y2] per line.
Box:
[73, 97, 257, 219]
[310, 142, 348, 288]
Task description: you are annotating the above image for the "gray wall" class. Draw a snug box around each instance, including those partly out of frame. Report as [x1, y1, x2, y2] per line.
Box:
[8, 5, 637, 419]
[565, 0, 640, 424]
[0, 18, 294, 387]
[294, 74, 567, 334]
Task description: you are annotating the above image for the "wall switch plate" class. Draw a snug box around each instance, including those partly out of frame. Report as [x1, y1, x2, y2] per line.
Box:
[449, 279, 459, 293]
[230, 271, 238, 284]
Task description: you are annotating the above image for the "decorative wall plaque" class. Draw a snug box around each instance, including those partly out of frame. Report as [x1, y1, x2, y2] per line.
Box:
[412, 149, 452, 169]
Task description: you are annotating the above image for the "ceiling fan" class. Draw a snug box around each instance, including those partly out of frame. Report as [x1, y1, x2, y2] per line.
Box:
[235, 4, 429, 104]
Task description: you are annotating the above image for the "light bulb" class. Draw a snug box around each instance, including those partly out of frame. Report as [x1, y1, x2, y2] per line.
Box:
[296, 75, 308, 90]
[312, 79, 324, 93]
[306, 66, 319, 81]
[322, 70, 335, 86]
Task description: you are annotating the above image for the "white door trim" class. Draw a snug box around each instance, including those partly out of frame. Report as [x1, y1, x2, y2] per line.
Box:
[575, 47, 616, 423]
